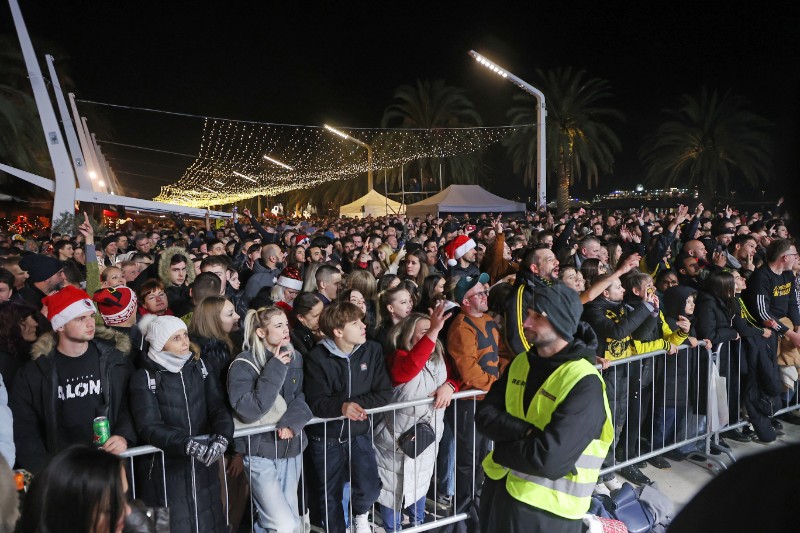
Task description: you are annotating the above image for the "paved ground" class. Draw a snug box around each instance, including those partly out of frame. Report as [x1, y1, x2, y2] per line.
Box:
[642, 420, 800, 511]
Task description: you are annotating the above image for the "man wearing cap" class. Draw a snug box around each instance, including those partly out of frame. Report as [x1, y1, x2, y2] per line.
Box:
[476, 285, 612, 532]
[9, 285, 136, 473]
[445, 271, 502, 532]
[17, 254, 66, 311]
[445, 235, 480, 279]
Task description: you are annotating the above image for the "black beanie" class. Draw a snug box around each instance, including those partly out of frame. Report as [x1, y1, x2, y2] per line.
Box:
[19, 254, 63, 283]
[533, 284, 583, 343]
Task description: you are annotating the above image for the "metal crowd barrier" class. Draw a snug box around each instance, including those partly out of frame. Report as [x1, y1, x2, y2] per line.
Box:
[120, 338, 796, 531]
[121, 389, 485, 533]
[598, 342, 729, 477]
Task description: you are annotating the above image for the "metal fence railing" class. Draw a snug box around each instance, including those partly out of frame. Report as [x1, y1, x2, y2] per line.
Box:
[122, 389, 485, 532]
[120, 339, 796, 531]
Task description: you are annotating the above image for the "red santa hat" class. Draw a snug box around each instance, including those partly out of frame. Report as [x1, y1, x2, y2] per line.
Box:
[42, 285, 96, 330]
[295, 234, 311, 247]
[277, 267, 304, 291]
[92, 286, 138, 326]
[443, 236, 476, 266]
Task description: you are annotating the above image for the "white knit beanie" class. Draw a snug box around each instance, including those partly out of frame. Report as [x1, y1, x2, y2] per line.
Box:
[139, 315, 187, 351]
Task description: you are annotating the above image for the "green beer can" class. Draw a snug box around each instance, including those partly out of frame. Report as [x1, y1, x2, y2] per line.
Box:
[93, 416, 110, 446]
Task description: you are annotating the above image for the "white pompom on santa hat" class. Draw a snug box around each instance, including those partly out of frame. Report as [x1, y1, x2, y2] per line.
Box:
[443, 235, 476, 267]
[42, 285, 96, 330]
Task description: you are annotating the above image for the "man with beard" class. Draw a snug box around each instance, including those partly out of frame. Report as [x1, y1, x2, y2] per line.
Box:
[477, 284, 612, 533]
[505, 246, 560, 356]
[18, 254, 66, 311]
[445, 235, 480, 279]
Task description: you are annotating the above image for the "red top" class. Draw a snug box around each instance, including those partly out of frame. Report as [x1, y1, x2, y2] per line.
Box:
[386, 335, 460, 391]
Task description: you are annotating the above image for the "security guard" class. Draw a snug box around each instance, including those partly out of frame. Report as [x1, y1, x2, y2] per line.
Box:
[476, 284, 613, 532]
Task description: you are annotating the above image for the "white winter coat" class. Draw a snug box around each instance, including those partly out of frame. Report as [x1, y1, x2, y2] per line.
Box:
[373, 350, 447, 510]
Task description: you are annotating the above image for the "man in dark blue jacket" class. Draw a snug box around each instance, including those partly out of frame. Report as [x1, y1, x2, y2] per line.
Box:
[304, 301, 391, 532]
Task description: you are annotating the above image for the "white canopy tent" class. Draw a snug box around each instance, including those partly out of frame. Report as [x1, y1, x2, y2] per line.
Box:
[405, 184, 526, 217]
[339, 189, 404, 218]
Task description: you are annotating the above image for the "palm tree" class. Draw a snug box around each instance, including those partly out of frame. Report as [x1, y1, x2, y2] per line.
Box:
[0, 36, 53, 182]
[379, 79, 486, 194]
[504, 67, 623, 213]
[640, 88, 773, 198]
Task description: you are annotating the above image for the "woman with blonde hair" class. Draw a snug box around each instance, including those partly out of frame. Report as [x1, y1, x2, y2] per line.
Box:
[373, 304, 456, 531]
[228, 307, 312, 533]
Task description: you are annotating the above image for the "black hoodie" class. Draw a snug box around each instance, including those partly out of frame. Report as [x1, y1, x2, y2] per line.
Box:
[476, 322, 606, 480]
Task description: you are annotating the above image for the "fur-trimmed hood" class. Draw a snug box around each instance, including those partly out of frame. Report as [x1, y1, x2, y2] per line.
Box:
[30, 325, 132, 360]
[158, 246, 195, 288]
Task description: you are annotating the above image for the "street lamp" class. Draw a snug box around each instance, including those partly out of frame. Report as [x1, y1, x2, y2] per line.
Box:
[263, 155, 294, 171]
[324, 124, 373, 192]
[468, 50, 547, 211]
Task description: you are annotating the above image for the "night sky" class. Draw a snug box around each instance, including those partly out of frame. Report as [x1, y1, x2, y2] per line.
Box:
[2, 1, 798, 205]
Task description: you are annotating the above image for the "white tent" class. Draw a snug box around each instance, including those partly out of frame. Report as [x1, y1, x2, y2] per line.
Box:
[339, 189, 404, 218]
[405, 185, 526, 217]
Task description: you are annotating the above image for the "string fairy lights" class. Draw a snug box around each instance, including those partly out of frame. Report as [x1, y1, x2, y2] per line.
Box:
[154, 119, 523, 207]
[77, 98, 536, 207]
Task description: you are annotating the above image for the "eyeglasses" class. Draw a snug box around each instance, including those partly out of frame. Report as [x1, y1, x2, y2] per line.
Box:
[468, 290, 489, 299]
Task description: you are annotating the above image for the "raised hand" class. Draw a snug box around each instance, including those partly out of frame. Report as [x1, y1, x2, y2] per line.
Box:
[77, 212, 94, 245]
[676, 315, 691, 334]
[616, 253, 641, 275]
[428, 300, 453, 334]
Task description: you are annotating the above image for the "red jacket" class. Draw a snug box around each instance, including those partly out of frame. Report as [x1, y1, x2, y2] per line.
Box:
[386, 336, 459, 391]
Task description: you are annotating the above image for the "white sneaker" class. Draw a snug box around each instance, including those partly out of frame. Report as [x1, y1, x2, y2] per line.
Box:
[604, 476, 623, 491]
[353, 513, 372, 533]
[593, 481, 611, 497]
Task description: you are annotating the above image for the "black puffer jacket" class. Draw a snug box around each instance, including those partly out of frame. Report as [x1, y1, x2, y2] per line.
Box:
[290, 322, 316, 357]
[693, 291, 740, 415]
[190, 335, 233, 391]
[128, 354, 234, 533]
[10, 328, 136, 473]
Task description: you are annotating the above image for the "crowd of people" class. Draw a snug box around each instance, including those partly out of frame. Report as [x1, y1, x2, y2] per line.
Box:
[0, 199, 797, 533]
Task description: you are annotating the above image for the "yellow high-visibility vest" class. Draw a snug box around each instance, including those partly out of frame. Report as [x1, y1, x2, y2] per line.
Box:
[482, 353, 613, 519]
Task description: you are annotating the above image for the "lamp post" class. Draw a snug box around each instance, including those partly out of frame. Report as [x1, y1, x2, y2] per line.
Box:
[324, 124, 373, 192]
[468, 50, 547, 211]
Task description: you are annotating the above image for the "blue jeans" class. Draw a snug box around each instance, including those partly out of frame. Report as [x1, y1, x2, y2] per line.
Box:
[243, 455, 302, 533]
[308, 433, 381, 533]
[679, 414, 707, 453]
[379, 496, 426, 532]
[652, 407, 677, 450]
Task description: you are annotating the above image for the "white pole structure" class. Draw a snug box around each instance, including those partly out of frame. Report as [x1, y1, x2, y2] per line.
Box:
[68, 93, 101, 189]
[90, 133, 112, 193]
[468, 50, 547, 211]
[44, 55, 93, 191]
[8, 0, 77, 221]
[323, 124, 373, 192]
[81, 117, 106, 192]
